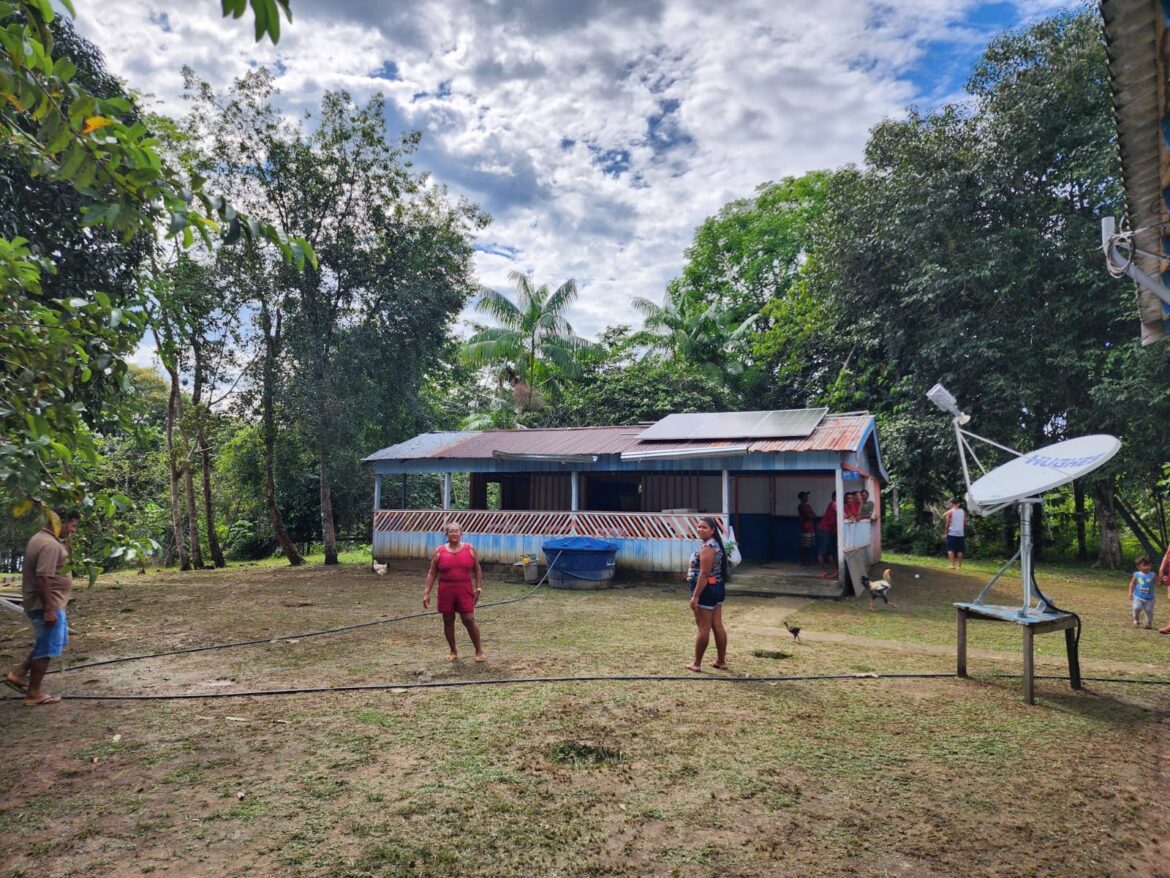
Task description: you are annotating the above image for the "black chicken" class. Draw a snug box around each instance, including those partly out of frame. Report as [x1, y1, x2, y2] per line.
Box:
[784, 620, 801, 642]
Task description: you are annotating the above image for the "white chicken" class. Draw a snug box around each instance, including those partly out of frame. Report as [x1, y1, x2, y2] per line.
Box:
[372, 560, 388, 576]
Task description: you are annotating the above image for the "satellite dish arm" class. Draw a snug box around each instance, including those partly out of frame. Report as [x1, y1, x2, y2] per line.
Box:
[951, 421, 1023, 516]
[1102, 217, 1170, 307]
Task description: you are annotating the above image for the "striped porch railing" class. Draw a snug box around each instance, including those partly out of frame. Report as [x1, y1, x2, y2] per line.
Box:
[374, 509, 724, 541]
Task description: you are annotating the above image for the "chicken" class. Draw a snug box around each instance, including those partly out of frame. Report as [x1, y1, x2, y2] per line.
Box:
[784, 620, 801, 642]
[372, 561, 388, 576]
[861, 568, 897, 610]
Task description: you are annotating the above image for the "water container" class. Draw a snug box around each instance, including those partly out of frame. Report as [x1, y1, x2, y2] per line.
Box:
[541, 537, 619, 590]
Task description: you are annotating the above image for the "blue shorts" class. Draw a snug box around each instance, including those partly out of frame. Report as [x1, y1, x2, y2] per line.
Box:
[946, 535, 966, 554]
[27, 608, 68, 659]
[690, 581, 725, 610]
[816, 530, 837, 557]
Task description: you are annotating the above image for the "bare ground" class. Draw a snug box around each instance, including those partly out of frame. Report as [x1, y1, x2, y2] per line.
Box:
[1, 560, 1167, 878]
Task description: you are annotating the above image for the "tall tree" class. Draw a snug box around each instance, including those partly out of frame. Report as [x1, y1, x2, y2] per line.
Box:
[631, 289, 758, 384]
[462, 271, 594, 414]
[0, 0, 310, 561]
[186, 69, 486, 564]
[802, 12, 1131, 560]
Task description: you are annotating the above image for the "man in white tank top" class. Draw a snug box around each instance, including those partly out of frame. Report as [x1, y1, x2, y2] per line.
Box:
[944, 498, 966, 570]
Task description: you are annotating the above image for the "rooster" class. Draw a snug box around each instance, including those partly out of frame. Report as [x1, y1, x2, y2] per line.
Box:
[372, 561, 388, 576]
[783, 620, 801, 642]
[860, 568, 897, 611]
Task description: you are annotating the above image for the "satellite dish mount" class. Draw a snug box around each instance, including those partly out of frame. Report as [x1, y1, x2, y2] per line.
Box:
[926, 383, 1121, 617]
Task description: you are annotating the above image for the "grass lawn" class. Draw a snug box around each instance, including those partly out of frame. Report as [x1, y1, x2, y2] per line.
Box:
[1, 555, 1166, 877]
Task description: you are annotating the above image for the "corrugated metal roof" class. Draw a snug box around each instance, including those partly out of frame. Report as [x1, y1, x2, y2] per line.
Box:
[363, 431, 478, 462]
[398, 413, 874, 459]
[429, 425, 645, 458]
[1101, 0, 1169, 343]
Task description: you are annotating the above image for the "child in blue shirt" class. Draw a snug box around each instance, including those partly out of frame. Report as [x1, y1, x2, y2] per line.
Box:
[1130, 555, 1156, 629]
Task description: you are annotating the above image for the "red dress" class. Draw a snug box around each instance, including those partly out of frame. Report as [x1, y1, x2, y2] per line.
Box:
[436, 545, 476, 614]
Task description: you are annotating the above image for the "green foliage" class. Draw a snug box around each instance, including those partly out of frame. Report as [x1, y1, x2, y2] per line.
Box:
[802, 13, 1130, 534]
[462, 271, 596, 414]
[220, 0, 291, 44]
[631, 287, 759, 383]
[557, 357, 740, 427]
[223, 519, 271, 561]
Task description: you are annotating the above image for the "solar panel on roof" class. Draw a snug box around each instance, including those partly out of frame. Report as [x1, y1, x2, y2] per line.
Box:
[637, 408, 828, 441]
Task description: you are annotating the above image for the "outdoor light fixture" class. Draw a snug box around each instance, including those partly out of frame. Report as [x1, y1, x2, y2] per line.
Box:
[926, 382, 970, 425]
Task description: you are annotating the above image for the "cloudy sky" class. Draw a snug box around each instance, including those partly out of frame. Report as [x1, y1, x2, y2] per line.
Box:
[75, 0, 1073, 339]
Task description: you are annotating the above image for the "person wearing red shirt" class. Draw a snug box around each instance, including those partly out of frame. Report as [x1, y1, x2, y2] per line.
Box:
[817, 493, 838, 579]
[422, 522, 486, 662]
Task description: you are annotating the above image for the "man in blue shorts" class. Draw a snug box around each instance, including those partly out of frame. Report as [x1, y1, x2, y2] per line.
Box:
[5, 508, 79, 705]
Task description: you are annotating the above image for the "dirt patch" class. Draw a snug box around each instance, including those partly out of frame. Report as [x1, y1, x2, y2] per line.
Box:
[1, 562, 1168, 877]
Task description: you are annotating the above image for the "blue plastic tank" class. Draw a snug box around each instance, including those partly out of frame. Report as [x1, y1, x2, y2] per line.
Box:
[541, 537, 619, 589]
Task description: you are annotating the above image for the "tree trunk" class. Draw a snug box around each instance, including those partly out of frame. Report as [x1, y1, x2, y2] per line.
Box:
[183, 448, 203, 570]
[164, 363, 190, 571]
[201, 440, 225, 567]
[192, 336, 225, 568]
[319, 453, 339, 565]
[1074, 481, 1087, 561]
[1092, 480, 1122, 569]
[259, 301, 304, 566]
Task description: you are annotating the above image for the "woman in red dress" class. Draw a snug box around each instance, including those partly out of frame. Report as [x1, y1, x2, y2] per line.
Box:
[422, 522, 486, 662]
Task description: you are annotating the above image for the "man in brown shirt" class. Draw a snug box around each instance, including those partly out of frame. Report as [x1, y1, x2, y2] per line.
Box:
[5, 508, 79, 705]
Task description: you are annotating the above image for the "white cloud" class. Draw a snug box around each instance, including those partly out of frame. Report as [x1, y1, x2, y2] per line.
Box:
[73, 0, 1070, 337]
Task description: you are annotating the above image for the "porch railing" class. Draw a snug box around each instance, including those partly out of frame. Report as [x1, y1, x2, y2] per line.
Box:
[374, 509, 724, 541]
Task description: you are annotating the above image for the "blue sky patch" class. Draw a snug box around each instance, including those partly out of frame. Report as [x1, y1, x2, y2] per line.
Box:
[372, 61, 400, 81]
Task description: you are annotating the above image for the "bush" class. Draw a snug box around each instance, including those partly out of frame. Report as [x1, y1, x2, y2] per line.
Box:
[223, 519, 274, 562]
[882, 517, 940, 556]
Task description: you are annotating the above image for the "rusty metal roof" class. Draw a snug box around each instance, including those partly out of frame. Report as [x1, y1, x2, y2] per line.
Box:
[1101, 0, 1169, 343]
[396, 413, 875, 459]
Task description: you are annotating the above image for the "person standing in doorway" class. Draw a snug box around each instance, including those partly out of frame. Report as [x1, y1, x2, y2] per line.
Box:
[797, 491, 817, 566]
[5, 508, 80, 705]
[817, 492, 838, 579]
[944, 498, 966, 570]
[422, 522, 486, 662]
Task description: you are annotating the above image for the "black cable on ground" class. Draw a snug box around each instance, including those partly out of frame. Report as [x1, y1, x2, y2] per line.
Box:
[54, 559, 560, 675]
[7, 670, 1170, 703]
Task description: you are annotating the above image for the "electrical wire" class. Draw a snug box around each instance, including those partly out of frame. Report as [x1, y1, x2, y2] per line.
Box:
[53, 554, 563, 675]
[6, 671, 1170, 703]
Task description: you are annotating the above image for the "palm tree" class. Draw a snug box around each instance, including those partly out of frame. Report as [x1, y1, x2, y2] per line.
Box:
[461, 271, 595, 411]
[631, 287, 759, 382]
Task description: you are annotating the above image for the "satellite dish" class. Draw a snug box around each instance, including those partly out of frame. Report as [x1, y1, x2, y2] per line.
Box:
[967, 435, 1121, 514]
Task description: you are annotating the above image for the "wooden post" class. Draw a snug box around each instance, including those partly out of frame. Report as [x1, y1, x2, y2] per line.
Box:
[1023, 625, 1035, 705]
[373, 474, 382, 511]
[956, 608, 967, 677]
[571, 471, 579, 512]
[834, 466, 845, 580]
[442, 472, 452, 510]
[721, 470, 730, 519]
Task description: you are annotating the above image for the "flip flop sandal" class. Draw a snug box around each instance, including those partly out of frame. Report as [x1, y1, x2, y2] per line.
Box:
[22, 694, 61, 706]
[3, 675, 27, 694]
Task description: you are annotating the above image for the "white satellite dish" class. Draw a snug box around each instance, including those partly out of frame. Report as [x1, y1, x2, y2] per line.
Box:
[967, 435, 1121, 514]
[926, 382, 1123, 618]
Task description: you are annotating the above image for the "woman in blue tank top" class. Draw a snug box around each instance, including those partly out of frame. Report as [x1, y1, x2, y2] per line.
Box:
[686, 516, 729, 672]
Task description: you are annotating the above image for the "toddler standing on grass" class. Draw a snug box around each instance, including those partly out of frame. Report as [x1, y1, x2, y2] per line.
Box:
[1130, 555, 1156, 629]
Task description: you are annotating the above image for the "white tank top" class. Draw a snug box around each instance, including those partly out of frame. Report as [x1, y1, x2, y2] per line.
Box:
[947, 508, 965, 536]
